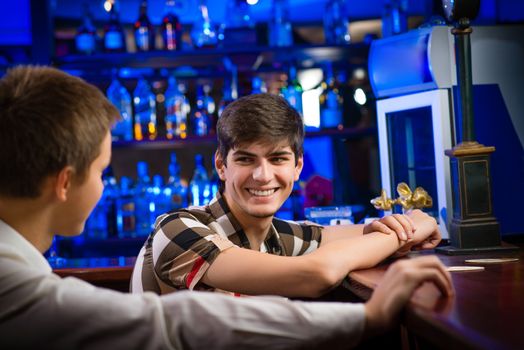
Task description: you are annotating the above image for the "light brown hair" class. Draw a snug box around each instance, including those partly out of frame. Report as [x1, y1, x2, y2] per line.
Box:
[0, 66, 119, 198]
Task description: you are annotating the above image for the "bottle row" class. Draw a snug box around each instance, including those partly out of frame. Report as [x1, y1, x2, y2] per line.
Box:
[85, 153, 217, 240]
[84, 152, 305, 240]
[108, 63, 362, 142]
[74, 0, 353, 55]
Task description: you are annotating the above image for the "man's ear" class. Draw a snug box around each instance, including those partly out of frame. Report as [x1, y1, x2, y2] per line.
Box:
[215, 150, 227, 181]
[55, 166, 75, 201]
[294, 155, 304, 181]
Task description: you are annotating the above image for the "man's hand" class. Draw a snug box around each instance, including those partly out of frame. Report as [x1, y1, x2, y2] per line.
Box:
[364, 256, 454, 337]
[406, 209, 441, 250]
[363, 214, 416, 242]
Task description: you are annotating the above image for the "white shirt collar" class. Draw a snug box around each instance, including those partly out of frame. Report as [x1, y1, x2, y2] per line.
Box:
[0, 219, 52, 273]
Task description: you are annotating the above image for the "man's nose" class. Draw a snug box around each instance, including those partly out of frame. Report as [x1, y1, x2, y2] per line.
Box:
[252, 161, 273, 182]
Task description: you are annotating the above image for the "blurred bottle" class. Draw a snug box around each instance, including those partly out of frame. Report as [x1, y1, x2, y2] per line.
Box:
[192, 85, 211, 136]
[76, 3, 97, 55]
[176, 82, 190, 138]
[107, 72, 133, 141]
[382, 0, 408, 37]
[251, 76, 267, 94]
[161, 0, 183, 51]
[269, 0, 293, 47]
[150, 174, 170, 224]
[191, 0, 218, 48]
[166, 152, 188, 210]
[319, 63, 343, 129]
[116, 176, 136, 238]
[323, 0, 350, 44]
[104, 0, 126, 53]
[135, 0, 155, 51]
[209, 164, 220, 199]
[164, 75, 180, 139]
[134, 161, 154, 236]
[133, 77, 157, 141]
[218, 0, 255, 46]
[218, 76, 236, 117]
[281, 66, 303, 115]
[189, 154, 212, 206]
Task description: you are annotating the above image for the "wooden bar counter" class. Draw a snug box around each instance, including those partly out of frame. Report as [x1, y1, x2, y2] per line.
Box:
[344, 244, 524, 350]
[53, 256, 136, 292]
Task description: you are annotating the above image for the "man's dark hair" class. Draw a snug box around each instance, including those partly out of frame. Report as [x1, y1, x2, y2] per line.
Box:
[217, 93, 304, 164]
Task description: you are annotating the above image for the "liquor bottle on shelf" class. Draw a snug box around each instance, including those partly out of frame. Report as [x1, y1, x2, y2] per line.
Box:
[116, 176, 136, 238]
[218, 0, 256, 47]
[161, 0, 183, 51]
[323, 0, 350, 44]
[176, 82, 190, 138]
[319, 63, 343, 129]
[191, 0, 218, 48]
[75, 2, 97, 55]
[202, 83, 216, 129]
[251, 76, 267, 95]
[103, 0, 126, 53]
[150, 174, 170, 224]
[107, 72, 133, 141]
[189, 154, 212, 206]
[192, 85, 211, 136]
[268, 0, 293, 47]
[281, 66, 303, 115]
[135, 0, 155, 52]
[209, 164, 220, 199]
[165, 152, 188, 210]
[134, 161, 154, 236]
[382, 0, 408, 37]
[133, 77, 157, 141]
[164, 76, 180, 139]
[218, 76, 236, 117]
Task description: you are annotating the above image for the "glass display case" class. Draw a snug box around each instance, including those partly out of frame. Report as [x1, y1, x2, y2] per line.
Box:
[377, 89, 453, 238]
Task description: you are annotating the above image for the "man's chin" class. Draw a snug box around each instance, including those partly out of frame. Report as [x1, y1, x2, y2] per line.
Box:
[248, 210, 277, 219]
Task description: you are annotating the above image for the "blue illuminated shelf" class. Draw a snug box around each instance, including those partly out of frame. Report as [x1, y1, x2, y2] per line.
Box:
[53, 43, 369, 74]
[111, 127, 376, 150]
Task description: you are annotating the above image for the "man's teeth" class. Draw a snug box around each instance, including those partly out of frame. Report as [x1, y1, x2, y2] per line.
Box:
[249, 189, 276, 196]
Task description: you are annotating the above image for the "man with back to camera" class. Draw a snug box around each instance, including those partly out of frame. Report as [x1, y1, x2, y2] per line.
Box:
[132, 93, 445, 299]
[0, 66, 453, 349]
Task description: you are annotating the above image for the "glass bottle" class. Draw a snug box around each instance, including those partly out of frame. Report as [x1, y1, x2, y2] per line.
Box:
[175, 82, 190, 138]
[191, 0, 218, 48]
[116, 176, 136, 238]
[192, 85, 211, 136]
[135, 0, 155, 51]
[189, 154, 211, 206]
[218, 76, 236, 118]
[268, 0, 292, 47]
[104, 0, 126, 53]
[134, 161, 154, 236]
[323, 0, 350, 44]
[218, 0, 255, 45]
[282, 66, 303, 115]
[165, 152, 188, 210]
[161, 0, 183, 51]
[319, 63, 343, 129]
[107, 72, 133, 141]
[76, 2, 97, 55]
[133, 77, 157, 141]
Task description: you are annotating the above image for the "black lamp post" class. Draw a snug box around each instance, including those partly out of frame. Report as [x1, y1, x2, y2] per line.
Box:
[437, 0, 517, 254]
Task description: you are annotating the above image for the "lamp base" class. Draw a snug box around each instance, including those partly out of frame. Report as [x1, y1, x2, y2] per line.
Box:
[436, 243, 519, 255]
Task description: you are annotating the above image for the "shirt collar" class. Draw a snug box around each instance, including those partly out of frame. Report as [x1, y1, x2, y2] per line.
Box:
[207, 191, 283, 253]
[0, 219, 52, 273]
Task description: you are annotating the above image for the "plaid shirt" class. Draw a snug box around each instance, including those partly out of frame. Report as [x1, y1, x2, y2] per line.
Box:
[131, 191, 322, 295]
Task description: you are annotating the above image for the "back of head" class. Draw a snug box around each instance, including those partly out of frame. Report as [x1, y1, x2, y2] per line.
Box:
[217, 93, 304, 161]
[0, 66, 119, 198]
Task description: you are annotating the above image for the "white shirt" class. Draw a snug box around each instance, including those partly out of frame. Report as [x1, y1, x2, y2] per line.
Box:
[0, 219, 365, 349]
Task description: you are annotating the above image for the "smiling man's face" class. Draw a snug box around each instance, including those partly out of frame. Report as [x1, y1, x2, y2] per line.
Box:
[216, 140, 303, 222]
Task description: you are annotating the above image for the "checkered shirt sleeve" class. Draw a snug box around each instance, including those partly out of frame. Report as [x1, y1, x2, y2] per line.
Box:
[151, 211, 235, 291]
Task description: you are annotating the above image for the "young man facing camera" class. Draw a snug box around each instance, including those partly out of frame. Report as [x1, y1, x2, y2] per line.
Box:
[0, 66, 453, 349]
[132, 93, 443, 298]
